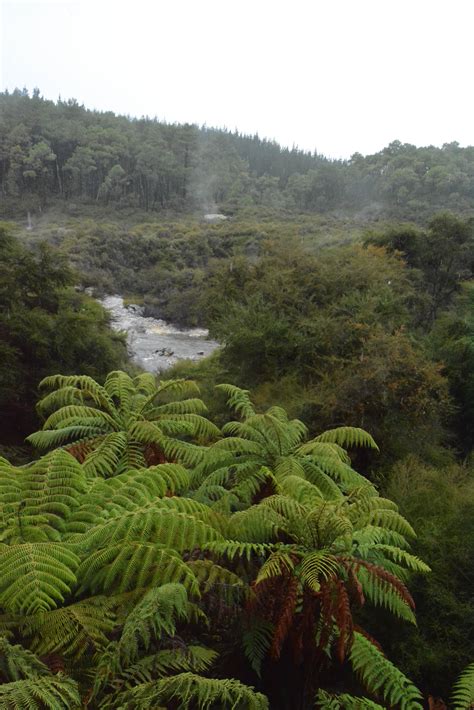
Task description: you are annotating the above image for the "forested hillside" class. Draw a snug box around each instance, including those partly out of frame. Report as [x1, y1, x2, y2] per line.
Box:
[2, 89, 474, 219]
[1, 91, 474, 709]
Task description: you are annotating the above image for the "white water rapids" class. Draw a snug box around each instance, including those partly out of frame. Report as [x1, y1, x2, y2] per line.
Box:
[100, 295, 219, 373]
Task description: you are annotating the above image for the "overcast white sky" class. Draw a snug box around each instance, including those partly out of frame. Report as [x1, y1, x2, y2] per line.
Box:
[1, 0, 474, 158]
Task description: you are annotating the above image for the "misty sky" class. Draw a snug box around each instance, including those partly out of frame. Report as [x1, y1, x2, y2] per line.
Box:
[1, 0, 473, 158]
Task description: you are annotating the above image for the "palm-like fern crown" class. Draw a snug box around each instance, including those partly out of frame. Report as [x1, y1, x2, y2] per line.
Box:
[27, 371, 219, 475]
[0, 379, 467, 709]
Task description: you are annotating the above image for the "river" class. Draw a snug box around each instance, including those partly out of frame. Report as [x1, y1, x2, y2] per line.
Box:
[100, 295, 220, 373]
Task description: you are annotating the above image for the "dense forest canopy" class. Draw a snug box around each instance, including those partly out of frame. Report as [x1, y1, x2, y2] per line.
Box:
[2, 89, 474, 219]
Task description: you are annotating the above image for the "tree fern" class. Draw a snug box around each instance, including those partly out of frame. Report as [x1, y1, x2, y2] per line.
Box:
[29, 372, 216, 472]
[349, 631, 423, 709]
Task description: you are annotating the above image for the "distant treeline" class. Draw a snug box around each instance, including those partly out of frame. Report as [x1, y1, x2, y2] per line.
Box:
[1, 88, 474, 218]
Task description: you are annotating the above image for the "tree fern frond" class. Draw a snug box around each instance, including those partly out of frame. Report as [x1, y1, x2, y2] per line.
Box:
[205, 540, 274, 562]
[159, 413, 221, 440]
[77, 543, 199, 596]
[228, 505, 284, 542]
[0, 674, 80, 709]
[360, 509, 416, 538]
[42, 405, 118, 432]
[316, 689, 385, 709]
[26, 426, 104, 451]
[368, 545, 431, 574]
[300, 459, 345, 500]
[117, 583, 190, 665]
[350, 632, 423, 708]
[216, 383, 257, 419]
[118, 646, 218, 688]
[299, 551, 340, 592]
[255, 550, 296, 584]
[355, 564, 416, 624]
[82, 432, 128, 477]
[24, 597, 115, 659]
[313, 427, 379, 451]
[279, 475, 325, 506]
[0, 543, 79, 613]
[39, 374, 115, 413]
[452, 661, 474, 710]
[78, 505, 223, 553]
[126, 672, 269, 709]
[0, 450, 87, 543]
[0, 636, 49, 681]
[148, 398, 209, 416]
[159, 437, 207, 467]
[242, 619, 274, 677]
[186, 560, 245, 595]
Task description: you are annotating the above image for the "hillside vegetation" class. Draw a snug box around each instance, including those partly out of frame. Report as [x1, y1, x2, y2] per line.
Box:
[1, 91, 474, 708]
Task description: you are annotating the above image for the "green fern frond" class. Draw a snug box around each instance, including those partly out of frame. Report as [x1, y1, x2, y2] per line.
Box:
[78, 504, 223, 552]
[77, 543, 199, 596]
[368, 545, 431, 574]
[125, 671, 269, 709]
[0, 635, 49, 681]
[27, 425, 104, 451]
[0, 450, 87, 543]
[82, 432, 128, 477]
[216, 383, 256, 419]
[356, 565, 416, 624]
[117, 583, 190, 665]
[452, 661, 474, 710]
[205, 540, 274, 562]
[118, 645, 218, 688]
[255, 550, 296, 584]
[186, 560, 245, 595]
[300, 459, 345, 500]
[159, 437, 207, 467]
[0, 542, 79, 613]
[149, 398, 209, 416]
[316, 689, 385, 709]
[299, 551, 340, 591]
[228, 504, 284, 542]
[350, 631, 423, 709]
[279, 475, 325, 506]
[24, 597, 115, 659]
[313, 427, 379, 451]
[0, 674, 80, 709]
[242, 619, 274, 677]
[360, 509, 416, 538]
[352, 525, 409, 550]
[39, 374, 115, 413]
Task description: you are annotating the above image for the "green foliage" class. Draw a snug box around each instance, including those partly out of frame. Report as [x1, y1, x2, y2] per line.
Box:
[0, 224, 126, 444]
[452, 662, 474, 710]
[28, 370, 217, 472]
[350, 632, 423, 708]
[0, 675, 81, 709]
[316, 689, 385, 709]
[124, 672, 269, 709]
[3, 91, 474, 220]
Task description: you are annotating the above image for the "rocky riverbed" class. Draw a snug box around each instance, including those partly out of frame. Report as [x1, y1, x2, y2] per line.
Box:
[100, 295, 219, 373]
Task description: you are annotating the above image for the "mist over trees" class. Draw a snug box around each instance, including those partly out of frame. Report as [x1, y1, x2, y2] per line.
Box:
[2, 89, 474, 219]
